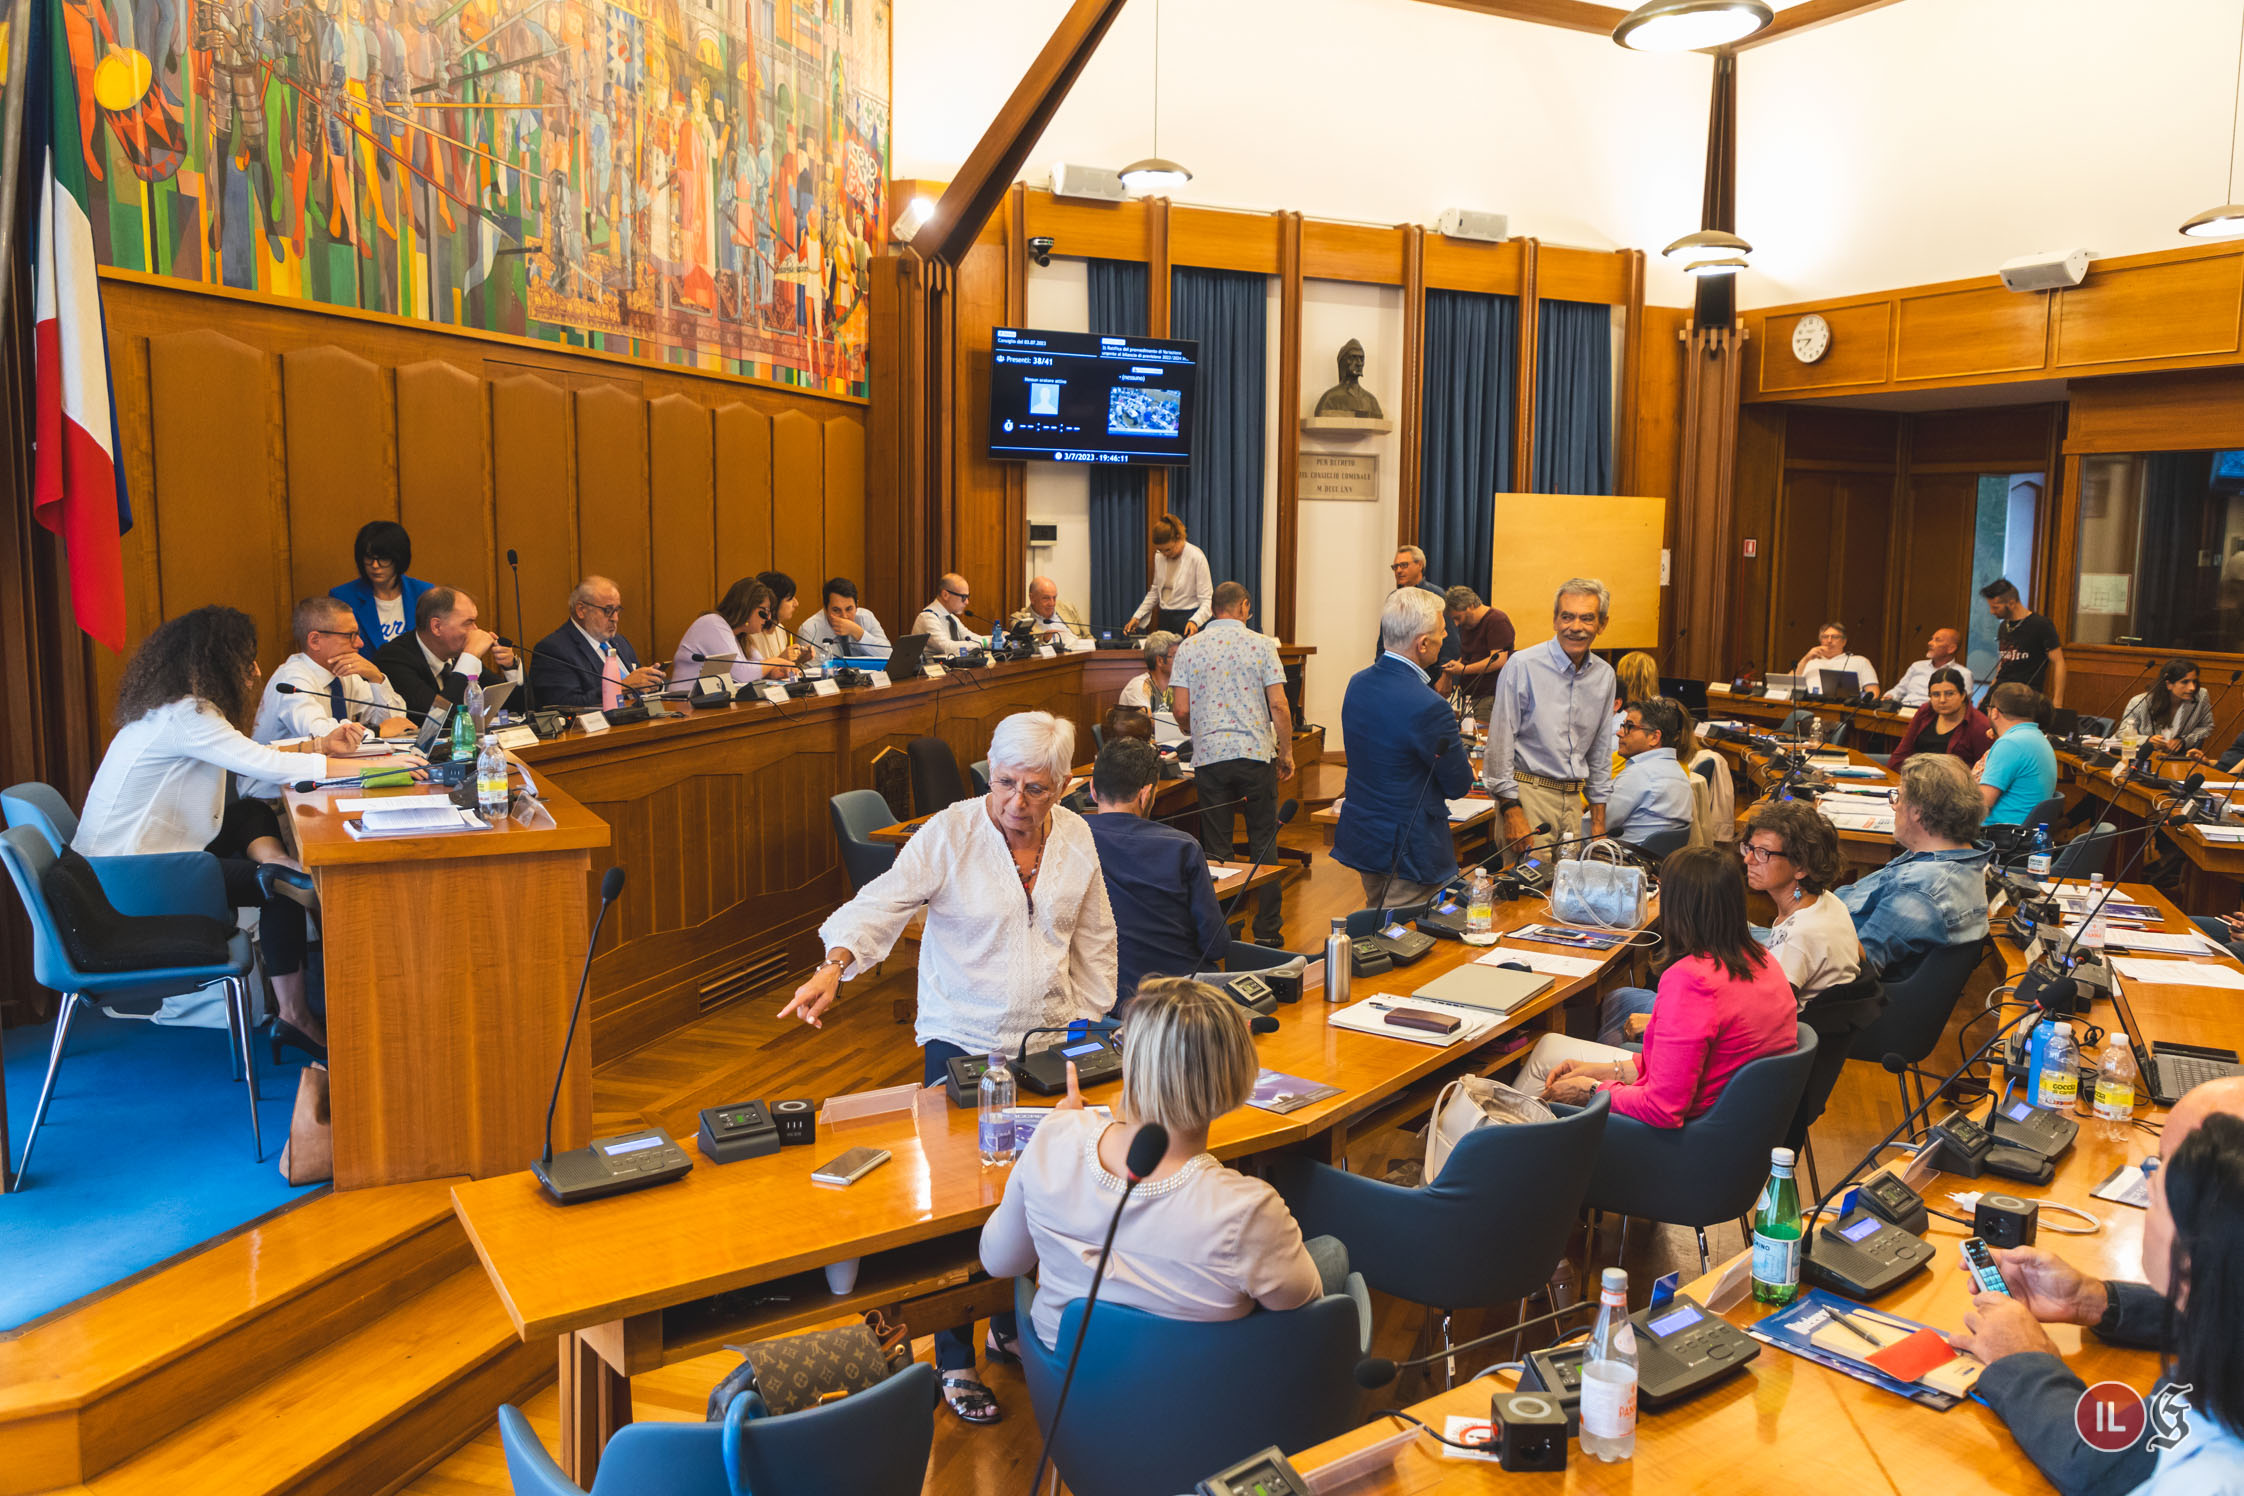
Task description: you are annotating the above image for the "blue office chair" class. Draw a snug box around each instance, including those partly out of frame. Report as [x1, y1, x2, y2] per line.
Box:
[1011, 1276, 1364, 1496]
[2076, 714, 2114, 738]
[1273, 1096, 1608, 1381]
[1626, 825, 1691, 861]
[907, 737, 969, 815]
[1580, 1024, 1819, 1273]
[0, 825, 265, 1188]
[1779, 708, 1814, 738]
[497, 1361, 937, 1496]
[2054, 821, 2121, 880]
[827, 790, 899, 893]
[1, 781, 79, 852]
[970, 758, 991, 796]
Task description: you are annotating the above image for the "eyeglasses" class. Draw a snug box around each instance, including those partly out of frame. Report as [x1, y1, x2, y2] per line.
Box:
[1741, 842, 1790, 863]
[309, 627, 364, 643]
[943, 587, 971, 601]
[1618, 720, 1648, 736]
[585, 602, 624, 619]
[990, 774, 1056, 803]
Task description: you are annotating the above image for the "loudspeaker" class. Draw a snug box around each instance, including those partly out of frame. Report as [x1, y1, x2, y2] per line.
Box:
[1998, 249, 2091, 293]
[1436, 207, 1510, 244]
[1049, 161, 1127, 202]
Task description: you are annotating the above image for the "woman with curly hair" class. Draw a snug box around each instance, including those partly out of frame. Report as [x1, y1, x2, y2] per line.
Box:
[74, 606, 361, 1056]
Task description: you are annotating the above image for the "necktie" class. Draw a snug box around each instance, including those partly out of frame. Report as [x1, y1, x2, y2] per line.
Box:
[329, 679, 347, 722]
[601, 644, 623, 710]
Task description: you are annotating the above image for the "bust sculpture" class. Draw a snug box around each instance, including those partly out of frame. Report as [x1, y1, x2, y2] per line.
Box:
[1312, 338, 1384, 419]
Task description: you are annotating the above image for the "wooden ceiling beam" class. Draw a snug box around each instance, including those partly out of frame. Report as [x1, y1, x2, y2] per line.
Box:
[1734, 0, 1906, 49]
[1410, 0, 1625, 35]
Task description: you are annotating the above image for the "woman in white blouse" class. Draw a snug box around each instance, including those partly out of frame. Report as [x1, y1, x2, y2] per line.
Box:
[981, 977, 1325, 1349]
[1739, 800, 1863, 1001]
[669, 578, 788, 686]
[74, 607, 358, 1056]
[783, 710, 1117, 1424]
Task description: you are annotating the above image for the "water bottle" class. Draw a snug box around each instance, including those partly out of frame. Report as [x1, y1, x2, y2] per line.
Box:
[1750, 1146, 1803, 1306]
[476, 735, 509, 818]
[1807, 716, 1824, 749]
[2083, 874, 2109, 956]
[2036, 1022, 2080, 1111]
[2025, 824, 2054, 879]
[990, 622, 1005, 655]
[977, 1052, 1016, 1166]
[1323, 917, 1352, 1005]
[2094, 1033, 2140, 1126]
[449, 687, 478, 761]
[1464, 868, 1497, 946]
[1579, 1268, 1638, 1462]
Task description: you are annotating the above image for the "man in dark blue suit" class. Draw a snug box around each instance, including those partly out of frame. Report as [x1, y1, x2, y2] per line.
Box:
[1334, 586, 1474, 910]
[528, 575, 667, 710]
[1082, 736, 1229, 1009]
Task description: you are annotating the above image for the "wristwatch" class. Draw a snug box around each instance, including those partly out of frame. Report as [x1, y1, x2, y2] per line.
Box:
[1497, 798, 1522, 816]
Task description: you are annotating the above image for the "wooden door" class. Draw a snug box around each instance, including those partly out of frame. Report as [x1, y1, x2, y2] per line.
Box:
[1896, 472, 1979, 662]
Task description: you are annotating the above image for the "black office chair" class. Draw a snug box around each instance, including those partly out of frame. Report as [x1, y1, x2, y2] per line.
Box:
[1692, 757, 1718, 786]
[2054, 821, 2122, 880]
[906, 736, 970, 816]
[1787, 970, 1887, 1196]
[1580, 1024, 1819, 1273]
[1827, 718, 1851, 747]
[1779, 708, 1814, 738]
[1848, 940, 1987, 1133]
[2076, 714, 2114, 738]
[1272, 1097, 1609, 1384]
[828, 790, 898, 893]
[2022, 796, 2066, 836]
[1625, 825, 1690, 862]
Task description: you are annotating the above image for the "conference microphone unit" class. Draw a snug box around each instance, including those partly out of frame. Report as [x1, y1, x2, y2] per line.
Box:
[274, 682, 438, 722]
[533, 870, 695, 1205]
[1028, 1124, 1170, 1496]
[525, 646, 671, 723]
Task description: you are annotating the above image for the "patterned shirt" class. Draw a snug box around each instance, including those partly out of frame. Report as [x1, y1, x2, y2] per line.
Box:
[1170, 618, 1287, 766]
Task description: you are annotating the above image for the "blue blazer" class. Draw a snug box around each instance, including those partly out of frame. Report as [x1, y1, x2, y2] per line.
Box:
[330, 574, 435, 649]
[1332, 655, 1474, 890]
[529, 623, 643, 710]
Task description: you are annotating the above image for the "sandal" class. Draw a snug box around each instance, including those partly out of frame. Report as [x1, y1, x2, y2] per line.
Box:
[940, 1372, 1002, 1425]
[983, 1327, 1023, 1367]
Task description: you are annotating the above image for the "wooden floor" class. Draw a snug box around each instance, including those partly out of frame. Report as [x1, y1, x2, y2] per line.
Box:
[406, 772, 1995, 1495]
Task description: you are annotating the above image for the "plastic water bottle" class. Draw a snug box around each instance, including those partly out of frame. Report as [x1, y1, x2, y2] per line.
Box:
[2026, 824, 2054, 879]
[1807, 716, 1824, 749]
[1750, 1146, 1803, 1306]
[2036, 1022, 2080, 1111]
[450, 687, 478, 761]
[990, 622, 1005, 655]
[2094, 1033, 2140, 1127]
[1323, 917, 1352, 1005]
[1465, 868, 1497, 945]
[2083, 874, 2109, 955]
[476, 735, 509, 818]
[1579, 1268, 1638, 1462]
[977, 1052, 1016, 1166]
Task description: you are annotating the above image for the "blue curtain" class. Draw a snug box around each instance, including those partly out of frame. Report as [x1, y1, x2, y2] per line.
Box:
[1087, 261, 1150, 632]
[1169, 268, 1267, 615]
[1418, 290, 1518, 595]
[1533, 300, 1614, 495]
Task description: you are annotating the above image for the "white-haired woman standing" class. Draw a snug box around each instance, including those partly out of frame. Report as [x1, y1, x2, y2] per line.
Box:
[783, 708, 1117, 1424]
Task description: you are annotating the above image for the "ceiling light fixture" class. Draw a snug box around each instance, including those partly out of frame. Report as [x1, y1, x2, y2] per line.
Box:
[1120, 0, 1191, 196]
[1612, 0, 1773, 52]
[2182, 4, 2244, 238]
[1684, 256, 1749, 277]
[890, 195, 935, 242]
[1661, 228, 1753, 262]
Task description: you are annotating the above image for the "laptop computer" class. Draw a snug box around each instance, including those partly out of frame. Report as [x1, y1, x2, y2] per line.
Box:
[1409, 962, 1554, 1018]
[1818, 668, 1860, 699]
[2109, 983, 2243, 1106]
[1660, 676, 1709, 715]
[884, 633, 930, 679]
[1765, 672, 1805, 698]
[413, 696, 454, 758]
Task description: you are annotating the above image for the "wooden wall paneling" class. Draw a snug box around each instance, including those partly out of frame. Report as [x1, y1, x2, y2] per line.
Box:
[1396, 227, 1427, 543]
[574, 387, 652, 631]
[1003, 187, 1029, 613]
[491, 375, 574, 640]
[1301, 221, 1405, 285]
[1616, 252, 1645, 497]
[396, 362, 493, 613]
[947, 237, 1010, 606]
[771, 410, 826, 592]
[1756, 302, 1893, 393]
[1275, 211, 1303, 642]
[823, 418, 867, 592]
[712, 403, 775, 588]
[1512, 241, 1539, 493]
[1784, 406, 1899, 465]
[1909, 403, 2058, 469]
[1771, 470, 1835, 660]
[1170, 206, 1281, 275]
[1834, 470, 1893, 662]
[280, 347, 393, 611]
[647, 395, 715, 664]
[1536, 247, 1630, 305]
[2055, 253, 2244, 369]
[1894, 285, 2048, 382]
[2066, 367, 2244, 453]
[1896, 470, 1979, 659]
[864, 251, 915, 628]
[1422, 234, 1524, 296]
[1020, 192, 1152, 262]
[1630, 306, 1688, 501]
[1730, 404, 1785, 670]
[147, 331, 291, 670]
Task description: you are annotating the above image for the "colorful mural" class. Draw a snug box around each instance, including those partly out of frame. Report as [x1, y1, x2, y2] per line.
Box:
[62, 0, 887, 393]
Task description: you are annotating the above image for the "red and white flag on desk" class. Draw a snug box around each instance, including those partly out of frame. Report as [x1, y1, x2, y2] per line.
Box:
[28, 0, 130, 652]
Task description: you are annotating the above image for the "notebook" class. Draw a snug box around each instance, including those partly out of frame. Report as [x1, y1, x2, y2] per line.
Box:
[1410, 962, 1554, 1016]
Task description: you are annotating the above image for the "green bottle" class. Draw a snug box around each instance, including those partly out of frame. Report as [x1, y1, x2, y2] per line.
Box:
[1750, 1146, 1803, 1305]
[449, 694, 477, 762]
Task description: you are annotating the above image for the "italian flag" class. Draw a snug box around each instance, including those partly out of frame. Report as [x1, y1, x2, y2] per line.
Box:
[30, 0, 130, 652]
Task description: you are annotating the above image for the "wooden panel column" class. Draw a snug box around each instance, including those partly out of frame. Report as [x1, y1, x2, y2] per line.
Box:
[1672, 324, 1746, 678]
[1397, 226, 1427, 544]
[1513, 239, 1541, 493]
[1275, 210, 1303, 641]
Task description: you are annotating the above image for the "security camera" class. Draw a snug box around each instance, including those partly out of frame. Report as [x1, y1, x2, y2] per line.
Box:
[1028, 236, 1055, 268]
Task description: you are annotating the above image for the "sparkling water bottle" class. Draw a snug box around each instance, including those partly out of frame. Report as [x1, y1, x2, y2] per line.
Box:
[450, 686, 478, 761]
[977, 1052, 1016, 1166]
[476, 735, 509, 818]
[1751, 1146, 1803, 1306]
[1580, 1268, 1638, 1462]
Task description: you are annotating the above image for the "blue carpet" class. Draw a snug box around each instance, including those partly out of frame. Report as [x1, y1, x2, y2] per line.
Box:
[0, 1011, 321, 1331]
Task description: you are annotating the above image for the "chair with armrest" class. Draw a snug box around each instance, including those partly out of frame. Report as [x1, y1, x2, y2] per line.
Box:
[2021, 796, 2065, 836]
[906, 737, 970, 815]
[1, 781, 79, 852]
[1224, 940, 1303, 971]
[970, 758, 990, 796]
[1625, 825, 1691, 862]
[1011, 1275, 1364, 1496]
[827, 790, 899, 893]
[0, 825, 265, 1189]
[1848, 940, 1988, 1133]
[2053, 821, 2121, 880]
[1580, 1024, 1818, 1273]
[497, 1361, 937, 1496]
[1271, 1096, 1608, 1383]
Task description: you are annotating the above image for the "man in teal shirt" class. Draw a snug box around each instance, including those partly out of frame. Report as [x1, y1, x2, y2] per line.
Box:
[1977, 682, 2058, 826]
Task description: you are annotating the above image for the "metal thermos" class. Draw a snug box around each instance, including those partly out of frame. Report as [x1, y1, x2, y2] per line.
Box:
[1323, 917, 1351, 1005]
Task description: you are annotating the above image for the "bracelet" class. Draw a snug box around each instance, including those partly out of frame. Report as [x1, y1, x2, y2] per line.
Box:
[816, 957, 848, 974]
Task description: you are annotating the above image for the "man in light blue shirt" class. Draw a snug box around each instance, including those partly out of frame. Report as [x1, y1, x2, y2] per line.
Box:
[1977, 682, 2058, 826]
[1603, 697, 1696, 850]
[1484, 577, 1618, 864]
[797, 576, 891, 660]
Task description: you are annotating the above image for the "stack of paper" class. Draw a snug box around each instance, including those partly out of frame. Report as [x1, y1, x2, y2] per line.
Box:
[2109, 956, 2244, 990]
[1446, 797, 1494, 822]
[340, 794, 489, 839]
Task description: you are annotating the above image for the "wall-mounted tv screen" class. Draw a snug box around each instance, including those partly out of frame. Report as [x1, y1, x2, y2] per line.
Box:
[987, 327, 1198, 466]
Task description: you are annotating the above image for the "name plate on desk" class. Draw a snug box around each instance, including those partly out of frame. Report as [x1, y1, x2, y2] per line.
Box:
[757, 684, 789, 705]
[811, 678, 842, 697]
[493, 725, 539, 751]
[1036, 643, 1057, 659]
[576, 711, 611, 734]
[924, 663, 948, 679]
[867, 670, 892, 689]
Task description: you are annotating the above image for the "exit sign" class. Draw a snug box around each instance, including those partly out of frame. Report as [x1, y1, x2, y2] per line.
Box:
[1743, 538, 1758, 558]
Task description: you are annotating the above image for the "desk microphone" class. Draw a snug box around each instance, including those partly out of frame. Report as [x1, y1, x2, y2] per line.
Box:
[505, 549, 530, 706]
[1027, 1123, 1170, 1496]
[1354, 1282, 1602, 1388]
[274, 681, 436, 723]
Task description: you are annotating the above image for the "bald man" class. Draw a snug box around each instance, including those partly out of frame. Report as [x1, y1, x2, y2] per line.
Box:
[1955, 1076, 2244, 1492]
[1888, 627, 1975, 709]
[528, 575, 666, 710]
[912, 573, 979, 659]
[1009, 576, 1087, 643]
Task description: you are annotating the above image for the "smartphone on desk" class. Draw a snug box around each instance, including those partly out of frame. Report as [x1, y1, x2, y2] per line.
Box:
[811, 1145, 892, 1188]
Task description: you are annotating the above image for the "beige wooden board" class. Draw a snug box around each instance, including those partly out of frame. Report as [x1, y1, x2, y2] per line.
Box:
[1488, 492, 1666, 649]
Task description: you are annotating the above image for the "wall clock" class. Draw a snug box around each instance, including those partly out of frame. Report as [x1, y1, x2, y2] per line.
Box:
[1791, 313, 1831, 364]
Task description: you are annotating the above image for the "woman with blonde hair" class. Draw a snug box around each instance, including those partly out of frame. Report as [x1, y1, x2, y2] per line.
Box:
[980, 977, 1331, 1355]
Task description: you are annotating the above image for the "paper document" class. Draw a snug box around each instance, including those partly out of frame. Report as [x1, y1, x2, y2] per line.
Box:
[343, 806, 488, 838]
[1446, 797, 1494, 822]
[1326, 997, 1498, 1048]
[2194, 824, 2244, 843]
[2059, 927, 2220, 956]
[1209, 862, 1256, 893]
[2109, 956, 2244, 990]
[336, 794, 457, 814]
[1475, 945, 1601, 979]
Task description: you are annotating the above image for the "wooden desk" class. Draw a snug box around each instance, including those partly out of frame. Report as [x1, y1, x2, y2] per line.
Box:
[1706, 689, 1916, 751]
[284, 776, 611, 1191]
[2058, 750, 2244, 905]
[1284, 881, 2235, 1495]
[519, 648, 1313, 1060]
[1706, 734, 1899, 874]
[451, 896, 1645, 1479]
[1313, 796, 1502, 865]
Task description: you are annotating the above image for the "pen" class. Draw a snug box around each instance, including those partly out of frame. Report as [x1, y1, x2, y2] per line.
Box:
[1831, 1311, 1885, 1351]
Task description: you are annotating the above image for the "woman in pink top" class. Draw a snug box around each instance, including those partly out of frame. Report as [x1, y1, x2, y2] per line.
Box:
[1516, 846, 1797, 1127]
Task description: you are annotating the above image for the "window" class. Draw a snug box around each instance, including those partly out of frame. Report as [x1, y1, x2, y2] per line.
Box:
[2074, 451, 2244, 652]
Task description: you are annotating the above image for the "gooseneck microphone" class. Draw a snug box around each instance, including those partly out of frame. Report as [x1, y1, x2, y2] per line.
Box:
[1354, 1290, 1600, 1388]
[541, 868, 625, 1170]
[275, 681, 434, 722]
[506, 549, 530, 705]
[1027, 1123, 1171, 1496]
